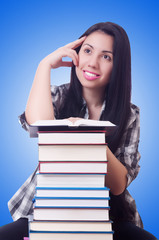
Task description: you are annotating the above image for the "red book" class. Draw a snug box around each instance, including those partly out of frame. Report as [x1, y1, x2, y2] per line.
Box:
[39, 161, 108, 174]
[38, 144, 107, 162]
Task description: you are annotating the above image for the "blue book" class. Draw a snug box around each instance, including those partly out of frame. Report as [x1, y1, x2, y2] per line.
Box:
[34, 196, 110, 208]
[35, 187, 110, 197]
[29, 230, 114, 240]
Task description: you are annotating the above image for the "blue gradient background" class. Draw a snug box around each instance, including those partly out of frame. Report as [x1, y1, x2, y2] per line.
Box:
[0, 0, 159, 238]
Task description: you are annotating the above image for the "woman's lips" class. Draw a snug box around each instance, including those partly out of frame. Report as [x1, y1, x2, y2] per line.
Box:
[83, 70, 100, 80]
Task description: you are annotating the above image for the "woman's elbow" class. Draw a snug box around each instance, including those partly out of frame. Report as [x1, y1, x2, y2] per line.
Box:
[110, 179, 127, 196]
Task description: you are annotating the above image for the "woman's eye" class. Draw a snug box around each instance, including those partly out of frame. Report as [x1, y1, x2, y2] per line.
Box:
[84, 49, 91, 54]
[103, 55, 111, 61]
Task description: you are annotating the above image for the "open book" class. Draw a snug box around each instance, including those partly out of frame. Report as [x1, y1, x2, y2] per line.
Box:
[29, 119, 116, 137]
[31, 119, 115, 127]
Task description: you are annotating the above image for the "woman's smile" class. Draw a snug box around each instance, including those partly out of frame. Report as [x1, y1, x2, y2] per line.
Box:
[83, 70, 100, 80]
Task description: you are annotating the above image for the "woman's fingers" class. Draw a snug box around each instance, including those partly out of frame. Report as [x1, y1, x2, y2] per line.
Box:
[61, 61, 73, 67]
[67, 117, 83, 123]
[61, 48, 79, 66]
[46, 36, 86, 69]
[60, 37, 86, 66]
[66, 36, 86, 49]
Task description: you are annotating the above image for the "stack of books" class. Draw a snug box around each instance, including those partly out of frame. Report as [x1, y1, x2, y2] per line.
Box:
[28, 119, 115, 240]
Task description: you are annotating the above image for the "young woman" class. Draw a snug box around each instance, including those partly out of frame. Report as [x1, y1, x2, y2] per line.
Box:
[0, 22, 157, 240]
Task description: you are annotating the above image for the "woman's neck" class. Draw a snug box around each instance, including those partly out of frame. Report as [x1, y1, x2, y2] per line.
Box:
[82, 87, 105, 120]
[82, 87, 105, 107]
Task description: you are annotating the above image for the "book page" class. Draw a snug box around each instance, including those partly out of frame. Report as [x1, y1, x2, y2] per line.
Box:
[74, 119, 115, 127]
[31, 119, 115, 127]
[31, 119, 73, 126]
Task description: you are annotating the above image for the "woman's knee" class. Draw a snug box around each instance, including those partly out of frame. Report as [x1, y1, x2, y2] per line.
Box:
[112, 221, 157, 240]
[0, 218, 28, 240]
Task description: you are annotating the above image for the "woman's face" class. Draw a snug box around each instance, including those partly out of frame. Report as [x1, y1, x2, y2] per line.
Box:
[76, 31, 114, 91]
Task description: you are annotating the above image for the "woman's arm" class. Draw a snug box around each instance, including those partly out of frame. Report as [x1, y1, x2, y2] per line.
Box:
[25, 61, 54, 125]
[105, 146, 128, 195]
[25, 37, 86, 125]
[106, 105, 140, 195]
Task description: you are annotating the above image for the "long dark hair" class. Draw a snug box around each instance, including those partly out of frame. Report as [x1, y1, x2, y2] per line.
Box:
[59, 22, 131, 153]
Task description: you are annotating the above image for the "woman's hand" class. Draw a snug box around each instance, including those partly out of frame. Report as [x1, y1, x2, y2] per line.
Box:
[42, 36, 86, 69]
[66, 117, 83, 124]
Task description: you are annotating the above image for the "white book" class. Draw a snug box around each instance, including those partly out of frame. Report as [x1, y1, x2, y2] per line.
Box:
[35, 187, 109, 198]
[39, 161, 107, 174]
[32, 119, 115, 127]
[38, 131, 106, 144]
[36, 173, 106, 188]
[33, 207, 110, 221]
[29, 119, 116, 138]
[38, 144, 107, 161]
[29, 231, 113, 240]
[29, 220, 113, 232]
[34, 197, 110, 207]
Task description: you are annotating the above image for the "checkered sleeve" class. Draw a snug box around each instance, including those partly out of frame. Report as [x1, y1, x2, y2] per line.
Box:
[114, 104, 141, 186]
[8, 167, 38, 221]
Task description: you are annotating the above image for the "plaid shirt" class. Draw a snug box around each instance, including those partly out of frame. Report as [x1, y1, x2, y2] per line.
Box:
[8, 84, 143, 228]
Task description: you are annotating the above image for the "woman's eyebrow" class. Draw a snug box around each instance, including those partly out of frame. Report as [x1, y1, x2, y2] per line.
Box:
[83, 43, 113, 54]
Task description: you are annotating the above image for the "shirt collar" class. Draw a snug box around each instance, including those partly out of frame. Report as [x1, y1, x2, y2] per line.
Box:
[81, 98, 106, 120]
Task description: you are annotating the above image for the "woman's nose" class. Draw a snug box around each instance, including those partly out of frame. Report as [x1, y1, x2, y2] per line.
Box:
[88, 55, 99, 68]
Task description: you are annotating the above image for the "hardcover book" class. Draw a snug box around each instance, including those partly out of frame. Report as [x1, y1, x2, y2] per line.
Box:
[34, 196, 110, 207]
[35, 187, 110, 198]
[38, 131, 106, 144]
[29, 220, 113, 232]
[29, 119, 116, 137]
[38, 144, 107, 161]
[29, 230, 114, 240]
[39, 161, 107, 174]
[33, 206, 110, 221]
[36, 173, 106, 188]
